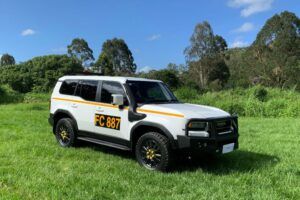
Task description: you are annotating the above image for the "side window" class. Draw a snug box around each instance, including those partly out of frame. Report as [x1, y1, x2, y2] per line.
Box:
[76, 80, 98, 101]
[59, 80, 78, 95]
[101, 81, 128, 105]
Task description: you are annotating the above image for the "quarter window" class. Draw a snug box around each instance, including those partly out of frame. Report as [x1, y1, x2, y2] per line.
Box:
[76, 80, 98, 101]
[101, 81, 128, 105]
[59, 80, 78, 95]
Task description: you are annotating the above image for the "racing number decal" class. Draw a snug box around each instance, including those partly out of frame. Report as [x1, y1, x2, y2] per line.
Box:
[95, 114, 121, 130]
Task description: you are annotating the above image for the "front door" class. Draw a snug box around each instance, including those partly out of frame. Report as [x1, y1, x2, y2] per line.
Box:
[94, 81, 129, 141]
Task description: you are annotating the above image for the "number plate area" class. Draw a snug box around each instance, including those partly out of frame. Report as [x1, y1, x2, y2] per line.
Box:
[95, 114, 121, 130]
[222, 143, 235, 154]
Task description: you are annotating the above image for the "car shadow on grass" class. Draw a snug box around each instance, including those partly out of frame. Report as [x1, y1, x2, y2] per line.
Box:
[75, 142, 279, 174]
[76, 141, 135, 160]
[172, 150, 280, 174]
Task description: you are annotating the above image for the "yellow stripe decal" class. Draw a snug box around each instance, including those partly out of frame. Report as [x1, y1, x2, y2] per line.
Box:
[137, 108, 184, 118]
[52, 97, 184, 118]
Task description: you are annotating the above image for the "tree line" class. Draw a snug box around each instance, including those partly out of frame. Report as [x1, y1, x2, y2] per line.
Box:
[0, 11, 299, 93]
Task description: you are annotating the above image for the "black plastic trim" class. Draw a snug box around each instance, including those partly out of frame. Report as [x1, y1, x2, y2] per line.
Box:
[48, 113, 54, 126]
[123, 83, 146, 122]
[52, 109, 79, 133]
[78, 130, 131, 150]
[130, 121, 176, 149]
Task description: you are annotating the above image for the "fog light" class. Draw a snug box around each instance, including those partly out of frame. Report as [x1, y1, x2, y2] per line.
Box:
[188, 131, 209, 137]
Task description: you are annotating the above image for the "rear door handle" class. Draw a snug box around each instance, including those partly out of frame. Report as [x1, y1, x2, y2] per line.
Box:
[71, 103, 78, 108]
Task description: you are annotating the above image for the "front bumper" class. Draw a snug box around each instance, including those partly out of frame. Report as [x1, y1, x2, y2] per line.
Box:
[176, 116, 239, 154]
[177, 134, 238, 154]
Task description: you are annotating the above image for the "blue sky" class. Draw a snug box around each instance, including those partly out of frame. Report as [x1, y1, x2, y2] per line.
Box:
[0, 0, 299, 72]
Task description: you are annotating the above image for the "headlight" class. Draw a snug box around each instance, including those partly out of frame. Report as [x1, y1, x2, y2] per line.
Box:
[187, 121, 208, 130]
[187, 121, 209, 137]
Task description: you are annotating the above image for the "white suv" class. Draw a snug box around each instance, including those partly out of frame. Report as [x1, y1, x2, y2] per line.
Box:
[49, 75, 239, 171]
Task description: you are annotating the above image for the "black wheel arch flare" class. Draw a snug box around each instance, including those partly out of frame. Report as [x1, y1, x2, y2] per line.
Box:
[130, 121, 177, 150]
[51, 109, 78, 134]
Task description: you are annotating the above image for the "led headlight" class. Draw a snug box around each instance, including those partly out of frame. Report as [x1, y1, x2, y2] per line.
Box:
[188, 121, 208, 130]
[187, 121, 209, 137]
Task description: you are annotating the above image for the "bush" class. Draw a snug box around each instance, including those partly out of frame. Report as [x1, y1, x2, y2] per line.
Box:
[174, 87, 199, 100]
[253, 86, 268, 102]
[0, 85, 24, 104]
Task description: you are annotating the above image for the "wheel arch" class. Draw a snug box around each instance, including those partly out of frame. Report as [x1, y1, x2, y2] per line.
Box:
[52, 109, 78, 134]
[130, 121, 177, 150]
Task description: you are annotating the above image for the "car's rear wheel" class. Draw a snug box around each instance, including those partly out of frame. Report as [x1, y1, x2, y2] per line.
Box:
[55, 118, 76, 147]
[135, 132, 172, 171]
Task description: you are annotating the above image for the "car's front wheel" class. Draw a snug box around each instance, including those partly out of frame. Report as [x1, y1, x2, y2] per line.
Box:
[135, 132, 173, 171]
[55, 118, 76, 147]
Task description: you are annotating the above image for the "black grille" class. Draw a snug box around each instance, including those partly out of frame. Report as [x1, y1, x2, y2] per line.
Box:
[214, 119, 232, 134]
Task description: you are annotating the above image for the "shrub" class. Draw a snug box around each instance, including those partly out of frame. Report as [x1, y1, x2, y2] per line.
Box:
[0, 85, 24, 104]
[174, 87, 199, 100]
[253, 86, 268, 102]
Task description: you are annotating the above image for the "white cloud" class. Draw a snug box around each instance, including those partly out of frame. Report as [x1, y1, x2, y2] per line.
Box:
[137, 66, 153, 73]
[230, 38, 249, 48]
[234, 22, 254, 32]
[147, 34, 161, 41]
[51, 47, 67, 54]
[21, 28, 36, 36]
[228, 0, 274, 17]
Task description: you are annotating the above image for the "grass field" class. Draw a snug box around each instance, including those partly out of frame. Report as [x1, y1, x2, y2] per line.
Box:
[0, 103, 299, 200]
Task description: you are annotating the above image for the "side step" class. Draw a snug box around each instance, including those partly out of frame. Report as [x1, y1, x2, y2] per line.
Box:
[77, 137, 131, 151]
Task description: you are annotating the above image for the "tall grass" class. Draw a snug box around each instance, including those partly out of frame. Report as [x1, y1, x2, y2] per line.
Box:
[0, 85, 24, 104]
[175, 86, 300, 117]
[0, 85, 50, 104]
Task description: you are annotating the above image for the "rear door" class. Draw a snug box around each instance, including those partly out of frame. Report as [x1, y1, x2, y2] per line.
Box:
[94, 81, 129, 140]
[71, 80, 100, 133]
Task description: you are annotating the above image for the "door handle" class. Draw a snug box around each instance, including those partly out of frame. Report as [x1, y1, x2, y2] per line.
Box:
[71, 103, 78, 108]
[96, 107, 104, 112]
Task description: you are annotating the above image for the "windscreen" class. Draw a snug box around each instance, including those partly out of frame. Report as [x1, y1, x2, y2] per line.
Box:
[127, 81, 178, 104]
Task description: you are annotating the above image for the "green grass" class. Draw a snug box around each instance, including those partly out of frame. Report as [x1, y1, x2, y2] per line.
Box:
[0, 103, 299, 200]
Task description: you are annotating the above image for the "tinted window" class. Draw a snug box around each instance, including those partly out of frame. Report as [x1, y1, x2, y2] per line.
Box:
[101, 81, 128, 105]
[59, 80, 78, 95]
[76, 80, 98, 101]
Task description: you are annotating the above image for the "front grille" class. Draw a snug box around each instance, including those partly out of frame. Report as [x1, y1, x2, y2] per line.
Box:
[214, 119, 232, 135]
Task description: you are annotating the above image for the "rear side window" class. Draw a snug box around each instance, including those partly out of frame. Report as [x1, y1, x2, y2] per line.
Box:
[76, 80, 98, 101]
[101, 81, 128, 105]
[59, 80, 78, 95]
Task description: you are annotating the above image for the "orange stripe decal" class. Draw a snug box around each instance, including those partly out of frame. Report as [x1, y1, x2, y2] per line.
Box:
[52, 97, 184, 118]
[137, 108, 184, 118]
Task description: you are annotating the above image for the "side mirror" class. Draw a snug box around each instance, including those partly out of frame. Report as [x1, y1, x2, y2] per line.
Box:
[112, 94, 124, 106]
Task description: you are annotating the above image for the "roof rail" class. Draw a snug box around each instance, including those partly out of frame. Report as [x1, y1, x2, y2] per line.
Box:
[69, 71, 104, 76]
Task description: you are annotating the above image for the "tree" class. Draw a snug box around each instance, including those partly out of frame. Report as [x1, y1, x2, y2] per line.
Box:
[251, 11, 300, 88]
[184, 21, 230, 89]
[95, 38, 136, 75]
[0, 55, 83, 93]
[140, 69, 180, 89]
[0, 54, 15, 66]
[67, 38, 94, 66]
[93, 52, 113, 74]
